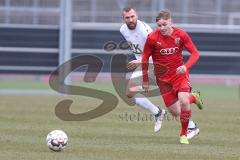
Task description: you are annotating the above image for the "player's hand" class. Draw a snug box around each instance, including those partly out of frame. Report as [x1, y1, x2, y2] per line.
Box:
[127, 59, 141, 70]
[142, 81, 149, 92]
[176, 65, 187, 75]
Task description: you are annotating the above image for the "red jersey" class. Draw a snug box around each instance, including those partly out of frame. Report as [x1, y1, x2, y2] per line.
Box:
[142, 27, 199, 83]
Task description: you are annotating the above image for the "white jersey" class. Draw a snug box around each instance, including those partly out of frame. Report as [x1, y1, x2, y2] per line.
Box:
[120, 20, 152, 61]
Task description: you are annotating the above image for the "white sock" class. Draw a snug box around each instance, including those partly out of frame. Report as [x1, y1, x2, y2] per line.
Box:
[135, 97, 160, 115]
[188, 120, 196, 128]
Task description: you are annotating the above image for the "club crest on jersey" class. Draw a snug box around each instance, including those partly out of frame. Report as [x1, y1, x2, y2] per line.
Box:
[174, 38, 180, 44]
[157, 42, 162, 46]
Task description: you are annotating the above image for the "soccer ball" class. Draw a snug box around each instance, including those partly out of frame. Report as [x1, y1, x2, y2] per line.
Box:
[46, 130, 68, 152]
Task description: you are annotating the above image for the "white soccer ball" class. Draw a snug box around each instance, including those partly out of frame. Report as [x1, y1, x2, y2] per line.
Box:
[46, 130, 68, 152]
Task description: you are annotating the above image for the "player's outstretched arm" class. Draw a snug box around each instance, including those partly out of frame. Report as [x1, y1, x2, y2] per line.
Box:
[142, 36, 153, 92]
[183, 32, 200, 70]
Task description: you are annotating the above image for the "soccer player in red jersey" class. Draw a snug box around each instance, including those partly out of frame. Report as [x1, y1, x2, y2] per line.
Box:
[142, 9, 203, 144]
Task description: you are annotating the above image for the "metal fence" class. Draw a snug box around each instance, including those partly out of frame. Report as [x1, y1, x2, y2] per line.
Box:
[0, 0, 240, 25]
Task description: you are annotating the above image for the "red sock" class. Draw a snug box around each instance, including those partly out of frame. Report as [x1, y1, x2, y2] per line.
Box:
[180, 109, 191, 136]
[189, 95, 196, 104]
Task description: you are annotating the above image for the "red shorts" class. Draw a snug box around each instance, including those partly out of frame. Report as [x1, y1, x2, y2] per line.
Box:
[156, 74, 191, 107]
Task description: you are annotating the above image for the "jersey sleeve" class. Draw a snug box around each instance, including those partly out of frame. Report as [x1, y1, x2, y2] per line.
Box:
[142, 35, 153, 83]
[182, 31, 200, 70]
[119, 25, 126, 38]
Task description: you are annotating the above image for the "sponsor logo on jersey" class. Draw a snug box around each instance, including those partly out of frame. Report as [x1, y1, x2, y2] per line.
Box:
[128, 41, 142, 54]
[160, 47, 179, 55]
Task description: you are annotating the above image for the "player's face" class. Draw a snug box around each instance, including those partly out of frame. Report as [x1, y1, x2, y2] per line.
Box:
[122, 9, 138, 30]
[157, 19, 173, 36]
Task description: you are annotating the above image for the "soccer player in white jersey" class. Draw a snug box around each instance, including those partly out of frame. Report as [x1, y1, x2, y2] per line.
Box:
[120, 7, 202, 139]
[120, 7, 165, 132]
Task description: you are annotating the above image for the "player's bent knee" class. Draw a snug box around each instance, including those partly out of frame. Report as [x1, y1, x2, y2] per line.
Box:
[126, 90, 135, 98]
[179, 99, 190, 107]
[126, 87, 138, 98]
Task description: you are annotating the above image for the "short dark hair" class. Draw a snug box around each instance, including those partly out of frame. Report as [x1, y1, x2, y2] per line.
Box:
[156, 9, 171, 22]
[122, 6, 136, 13]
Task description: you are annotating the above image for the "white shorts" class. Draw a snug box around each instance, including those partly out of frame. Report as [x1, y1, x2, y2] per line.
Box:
[128, 63, 154, 79]
[127, 64, 155, 91]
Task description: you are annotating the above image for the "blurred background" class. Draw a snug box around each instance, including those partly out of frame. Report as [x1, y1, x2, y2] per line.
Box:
[0, 0, 240, 89]
[0, 1, 240, 159]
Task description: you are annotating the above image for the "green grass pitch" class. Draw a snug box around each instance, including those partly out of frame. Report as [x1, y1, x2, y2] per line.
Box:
[0, 79, 239, 160]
